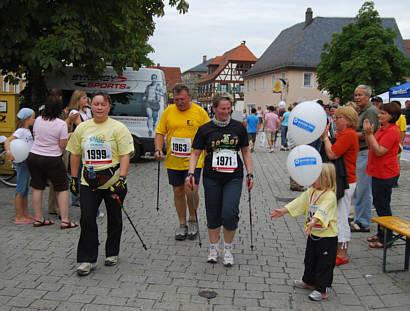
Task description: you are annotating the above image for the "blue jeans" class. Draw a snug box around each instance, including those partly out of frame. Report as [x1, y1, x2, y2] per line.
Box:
[353, 150, 372, 227]
[372, 175, 399, 243]
[14, 160, 30, 197]
[203, 177, 243, 231]
[281, 126, 288, 147]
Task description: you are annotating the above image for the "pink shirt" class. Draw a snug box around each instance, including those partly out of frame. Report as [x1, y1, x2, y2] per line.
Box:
[264, 112, 279, 131]
[31, 117, 68, 157]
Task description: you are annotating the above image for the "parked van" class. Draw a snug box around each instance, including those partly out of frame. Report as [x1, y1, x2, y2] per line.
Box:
[45, 67, 167, 161]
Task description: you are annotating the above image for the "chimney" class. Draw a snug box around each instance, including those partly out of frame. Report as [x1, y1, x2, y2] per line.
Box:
[157, 63, 160, 67]
[241, 40, 246, 45]
[203, 55, 207, 63]
[305, 8, 313, 27]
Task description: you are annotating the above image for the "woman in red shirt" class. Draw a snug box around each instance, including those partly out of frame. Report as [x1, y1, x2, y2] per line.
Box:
[363, 102, 401, 248]
[321, 106, 359, 266]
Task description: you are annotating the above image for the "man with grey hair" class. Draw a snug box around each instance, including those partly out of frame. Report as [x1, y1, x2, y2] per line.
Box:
[350, 85, 379, 232]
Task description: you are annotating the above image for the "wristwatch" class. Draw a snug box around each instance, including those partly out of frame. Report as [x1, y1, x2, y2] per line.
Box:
[119, 175, 127, 181]
[187, 173, 194, 179]
[246, 173, 254, 180]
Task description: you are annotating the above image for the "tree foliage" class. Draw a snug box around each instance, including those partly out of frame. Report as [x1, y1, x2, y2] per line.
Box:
[317, 1, 410, 104]
[0, 0, 188, 109]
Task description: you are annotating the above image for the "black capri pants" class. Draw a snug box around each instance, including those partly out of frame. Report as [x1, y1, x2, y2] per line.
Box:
[203, 177, 243, 231]
[77, 185, 125, 263]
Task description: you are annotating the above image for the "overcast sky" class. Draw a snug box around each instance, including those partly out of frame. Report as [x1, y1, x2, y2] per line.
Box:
[148, 0, 410, 72]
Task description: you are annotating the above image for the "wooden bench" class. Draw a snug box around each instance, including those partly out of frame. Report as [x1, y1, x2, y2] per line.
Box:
[372, 216, 410, 272]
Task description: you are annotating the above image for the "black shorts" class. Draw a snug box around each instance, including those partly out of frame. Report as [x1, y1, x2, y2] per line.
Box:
[27, 153, 68, 191]
[248, 133, 257, 143]
[167, 168, 201, 187]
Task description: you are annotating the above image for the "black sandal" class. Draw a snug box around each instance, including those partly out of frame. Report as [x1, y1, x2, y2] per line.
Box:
[60, 221, 79, 230]
[33, 218, 54, 227]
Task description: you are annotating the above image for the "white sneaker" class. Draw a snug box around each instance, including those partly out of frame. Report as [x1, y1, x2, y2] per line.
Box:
[207, 246, 218, 263]
[77, 262, 96, 276]
[104, 256, 118, 266]
[269, 148, 274, 153]
[223, 247, 234, 267]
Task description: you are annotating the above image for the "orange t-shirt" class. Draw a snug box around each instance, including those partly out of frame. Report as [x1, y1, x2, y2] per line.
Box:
[331, 128, 359, 183]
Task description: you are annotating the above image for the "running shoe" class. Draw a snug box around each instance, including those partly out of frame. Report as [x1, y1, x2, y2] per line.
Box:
[104, 256, 118, 266]
[77, 262, 97, 276]
[308, 289, 330, 301]
[187, 220, 198, 239]
[207, 246, 218, 263]
[293, 279, 315, 290]
[175, 225, 188, 240]
[269, 148, 275, 153]
[223, 247, 234, 267]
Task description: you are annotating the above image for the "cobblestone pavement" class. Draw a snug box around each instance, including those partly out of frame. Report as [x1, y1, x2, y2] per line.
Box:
[1, 125, 410, 310]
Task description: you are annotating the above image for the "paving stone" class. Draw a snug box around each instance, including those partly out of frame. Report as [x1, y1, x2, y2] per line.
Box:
[1, 133, 410, 310]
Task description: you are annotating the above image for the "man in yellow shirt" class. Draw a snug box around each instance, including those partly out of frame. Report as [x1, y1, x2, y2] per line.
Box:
[155, 84, 210, 240]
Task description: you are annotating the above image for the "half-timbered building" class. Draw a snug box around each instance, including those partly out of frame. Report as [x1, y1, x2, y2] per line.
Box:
[197, 42, 258, 105]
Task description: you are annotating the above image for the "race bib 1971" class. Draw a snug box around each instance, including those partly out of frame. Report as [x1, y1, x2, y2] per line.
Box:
[84, 139, 113, 166]
[212, 149, 238, 173]
[171, 137, 191, 157]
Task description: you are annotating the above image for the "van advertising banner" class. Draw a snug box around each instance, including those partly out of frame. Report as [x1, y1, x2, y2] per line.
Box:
[45, 67, 166, 139]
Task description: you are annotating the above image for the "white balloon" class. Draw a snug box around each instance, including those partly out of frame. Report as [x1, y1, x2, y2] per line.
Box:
[286, 145, 323, 186]
[279, 101, 286, 108]
[10, 139, 29, 163]
[288, 101, 327, 145]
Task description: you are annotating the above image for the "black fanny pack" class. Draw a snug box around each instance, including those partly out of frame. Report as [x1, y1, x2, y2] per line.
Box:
[83, 164, 120, 190]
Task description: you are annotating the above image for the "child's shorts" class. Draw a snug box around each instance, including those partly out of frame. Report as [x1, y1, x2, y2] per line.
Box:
[14, 160, 30, 197]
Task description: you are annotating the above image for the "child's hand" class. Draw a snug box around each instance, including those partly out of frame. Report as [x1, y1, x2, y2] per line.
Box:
[305, 219, 317, 236]
[270, 208, 286, 218]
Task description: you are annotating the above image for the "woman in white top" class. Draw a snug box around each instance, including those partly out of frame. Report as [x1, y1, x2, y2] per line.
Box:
[68, 90, 90, 126]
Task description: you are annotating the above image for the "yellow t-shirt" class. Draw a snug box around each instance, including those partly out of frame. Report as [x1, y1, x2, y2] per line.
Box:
[285, 187, 338, 238]
[396, 114, 407, 132]
[66, 118, 134, 189]
[156, 103, 210, 170]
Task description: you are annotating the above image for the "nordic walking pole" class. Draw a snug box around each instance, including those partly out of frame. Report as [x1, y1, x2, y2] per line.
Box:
[191, 189, 202, 248]
[111, 190, 148, 250]
[156, 160, 160, 213]
[248, 189, 254, 250]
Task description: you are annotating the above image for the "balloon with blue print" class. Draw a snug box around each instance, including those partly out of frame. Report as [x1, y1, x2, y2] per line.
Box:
[286, 145, 322, 186]
[287, 101, 327, 145]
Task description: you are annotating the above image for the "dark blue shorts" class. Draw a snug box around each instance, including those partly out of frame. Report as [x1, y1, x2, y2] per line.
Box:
[167, 168, 201, 187]
[203, 177, 243, 230]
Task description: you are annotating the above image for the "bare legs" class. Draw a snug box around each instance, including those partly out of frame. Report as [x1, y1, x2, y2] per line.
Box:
[173, 183, 199, 225]
[208, 227, 236, 244]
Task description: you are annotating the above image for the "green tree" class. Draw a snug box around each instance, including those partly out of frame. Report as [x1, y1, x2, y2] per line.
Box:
[0, 0, 188, 109]
[317, 1, 410, 104]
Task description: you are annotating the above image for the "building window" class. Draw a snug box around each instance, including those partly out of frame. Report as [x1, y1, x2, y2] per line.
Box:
[262, 77, 265, 91]
[253, 79, 257, 91]
[246, 80, 250, 92]
[14, 83, 20, 93]
[3, 78, 9, 92]
[281, 72, 286, 80]
[240, 85, 244, 93]
[271, 74, 275, 90]
[220, 84, 227, 92]
[303, 72, 314, 88]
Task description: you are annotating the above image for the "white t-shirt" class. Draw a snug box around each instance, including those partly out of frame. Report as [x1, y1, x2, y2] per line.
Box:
[69, 109, 90, 122]
[13, 128, 34, 151]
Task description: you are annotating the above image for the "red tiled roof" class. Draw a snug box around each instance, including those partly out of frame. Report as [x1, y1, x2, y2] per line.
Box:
[209, 56, 223, 66]
[148, 66, 182, 90]
[198, 43, 258, 83]
[404, 40, 410, 55]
